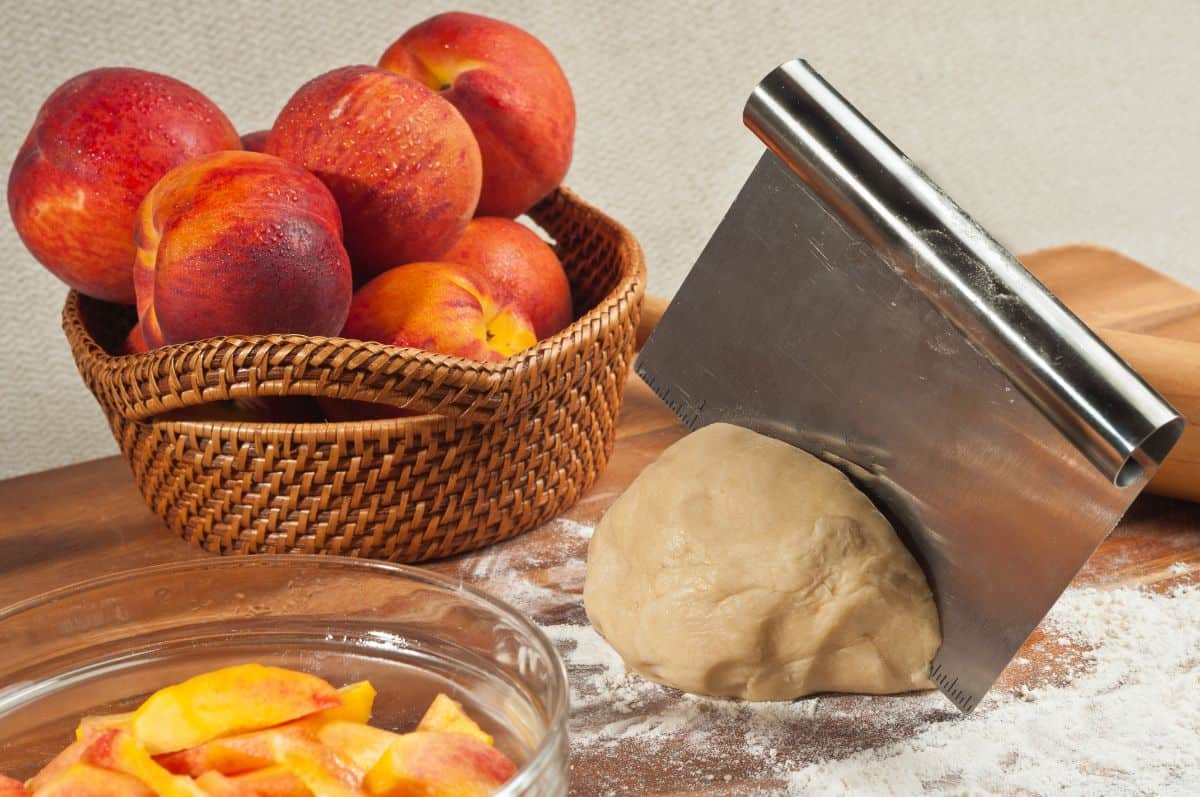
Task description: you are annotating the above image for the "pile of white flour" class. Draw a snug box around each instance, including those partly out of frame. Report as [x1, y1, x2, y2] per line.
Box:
[465, 519, 1199, 795]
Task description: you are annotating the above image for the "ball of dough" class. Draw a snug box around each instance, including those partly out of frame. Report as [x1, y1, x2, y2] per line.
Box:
[583, 422, 940, 700]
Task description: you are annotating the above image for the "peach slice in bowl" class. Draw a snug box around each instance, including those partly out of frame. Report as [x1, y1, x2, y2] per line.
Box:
[0, 558, 568, 795]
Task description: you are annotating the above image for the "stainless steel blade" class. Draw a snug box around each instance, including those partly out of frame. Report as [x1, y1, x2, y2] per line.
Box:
[637, 60, 1183, 713]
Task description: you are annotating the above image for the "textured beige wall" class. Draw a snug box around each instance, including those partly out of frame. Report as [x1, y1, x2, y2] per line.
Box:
[2, 0, 1199, 478]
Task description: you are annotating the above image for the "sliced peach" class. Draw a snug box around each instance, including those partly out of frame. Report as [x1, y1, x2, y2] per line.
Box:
[25, 737, 90, 792]
[192, 771, 239, 796]
[298, 682, 376, 728]
[131, 664, 341, 754]
[192, 771, 234, 795]
[195, 767, 311, 797]
[416, 695, 492, 746]
[0, 775, 27, 796]
[155, 727, 310, 777]
[157, 681, 375, 777]
[76, 711, 133, 741]
[362, 732, 516, 797]
[27, 763, 152, 796]
[267, 735, 364, 796]
[81, 728, 207, 797]
[316, 722, 404, 773]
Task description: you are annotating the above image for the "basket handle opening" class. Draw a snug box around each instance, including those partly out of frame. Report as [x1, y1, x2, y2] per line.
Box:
[137, 395, 450, 426]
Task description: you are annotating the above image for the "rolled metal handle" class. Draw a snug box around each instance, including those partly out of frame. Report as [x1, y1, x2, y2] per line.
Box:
[744, 59, 1184, 486]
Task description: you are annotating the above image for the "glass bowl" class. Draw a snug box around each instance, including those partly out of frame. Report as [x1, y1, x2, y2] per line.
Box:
[0, 557, 568, 794]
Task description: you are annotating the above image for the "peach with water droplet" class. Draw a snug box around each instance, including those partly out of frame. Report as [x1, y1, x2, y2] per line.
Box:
[267, 66, 481, 281]
[133, 150, 352, 346]
[8, 68, 239, 303]
[380, 12, 574, 217]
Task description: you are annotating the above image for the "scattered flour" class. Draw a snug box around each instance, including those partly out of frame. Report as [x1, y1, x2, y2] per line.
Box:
[783, 584, 1200, 795]
[462, 519, 1199, 795]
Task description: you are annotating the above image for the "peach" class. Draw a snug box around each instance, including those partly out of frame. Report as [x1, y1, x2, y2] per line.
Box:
[130, 663, 342, 755]
[0, 775, 26, 796]
[140, 307, 167, 349]
[301, 681, 377, 728]
[240, 130, 270, 153]
[26, 738, 90, 793]
[133, 150, 352, 346]
[156, 681, 375, 776]
[8, 68, 239, 303]
[342, 263, 536, 363]
[267, 66, 481, 279]
[124, 324, 149, 355]
[362, 732, 516, 797]
[416, 695, 492, 747]
[266, 736, 364, 795]
[192, 770, 245, 797]
[317, 721, 404, 772]
[380, 12, 574, 217]
[154, 726, 297, 777]
[442, 218, 572, 338]
[76, 711, 133, 741]
[157, 729, 363, 789]
[195, 767, 310, 797]
[157, 676, 374, 772]
[195, 767, 311, 797]
[80, 729, 206, 797]
[28, 763, 152, 797]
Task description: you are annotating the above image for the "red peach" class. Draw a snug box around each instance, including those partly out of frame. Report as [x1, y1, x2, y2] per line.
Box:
[125, 322, 149, 355]
[8, 68, 240, 303]
[442, 217, 572, 338]
[267, 66, 482, 280]
[240, 129, 270, 153]
[342, 262, 536, 363]
[380, 12, 575, 217]
[133, 150, 352, 345]
[0, 776, 25, 797]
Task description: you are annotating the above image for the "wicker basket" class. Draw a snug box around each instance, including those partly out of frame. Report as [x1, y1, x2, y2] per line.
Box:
[63, 188, 645, 562]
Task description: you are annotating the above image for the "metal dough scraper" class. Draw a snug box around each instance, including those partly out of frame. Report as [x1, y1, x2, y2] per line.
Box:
[636, 60, 1185, 712]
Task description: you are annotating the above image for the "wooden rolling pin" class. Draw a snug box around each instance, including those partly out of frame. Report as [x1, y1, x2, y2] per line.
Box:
[635, 245, 1200, 502]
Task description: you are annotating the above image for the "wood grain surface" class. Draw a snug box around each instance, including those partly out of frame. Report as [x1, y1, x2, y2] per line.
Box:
[1022, 245, 1200, 501]
[1, 376, 1197, 795]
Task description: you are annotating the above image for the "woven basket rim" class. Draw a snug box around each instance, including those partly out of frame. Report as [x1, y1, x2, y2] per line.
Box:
[64, 186, 647, 428]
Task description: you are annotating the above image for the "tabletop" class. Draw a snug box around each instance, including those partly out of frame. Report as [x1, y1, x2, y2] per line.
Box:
[2, 376, 1198, 794]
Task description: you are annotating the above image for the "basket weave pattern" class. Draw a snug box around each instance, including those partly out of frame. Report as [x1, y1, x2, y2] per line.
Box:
[64, 188, 645, 561]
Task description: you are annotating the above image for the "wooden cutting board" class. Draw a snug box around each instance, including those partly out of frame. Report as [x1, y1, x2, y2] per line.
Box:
[639, 244, 1200, 502]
